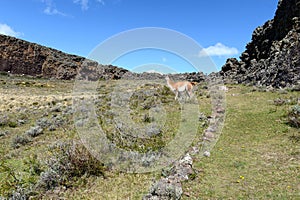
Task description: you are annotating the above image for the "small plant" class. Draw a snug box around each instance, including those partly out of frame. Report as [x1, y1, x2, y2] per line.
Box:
[0, 115, 10, 127]
[143, 113, 154, 123]
[8, 121, 18, 128]
[37, 141, 105, 191]
[35, 117, 51, 129]
[0, 71, 9, 76]
[25, 126, 43, 137]
[146, 124, 162, 137]
[0, 161, 21, 197]
[11, 135, 31, 148]
[287, 105, 300, 128]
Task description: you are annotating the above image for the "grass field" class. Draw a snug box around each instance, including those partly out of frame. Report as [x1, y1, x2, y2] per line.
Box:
[0, 74, 299, 199]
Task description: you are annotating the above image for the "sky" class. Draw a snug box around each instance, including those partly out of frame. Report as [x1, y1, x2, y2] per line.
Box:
[0, 0, 278, 74]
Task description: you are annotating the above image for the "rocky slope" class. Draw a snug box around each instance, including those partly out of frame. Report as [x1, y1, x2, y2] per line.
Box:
[0, 34, 130, 80]
[221, 0, 300, 88]
[0, 34, 83, 79]
[0, 34, 205, 82]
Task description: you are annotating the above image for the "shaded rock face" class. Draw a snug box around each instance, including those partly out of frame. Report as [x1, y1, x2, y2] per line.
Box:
[221, 0, 300, 88]
[0, 34, 86, 79]
[0, 34, 130, 80]
[0, 34, 206, 82]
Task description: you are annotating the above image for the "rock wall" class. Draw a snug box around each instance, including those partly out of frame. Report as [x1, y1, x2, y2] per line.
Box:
[221, 0, 300, 88]
[0, 34, 86, 79]
[0, 34, 130, 80]
[0, 34, 205, 82]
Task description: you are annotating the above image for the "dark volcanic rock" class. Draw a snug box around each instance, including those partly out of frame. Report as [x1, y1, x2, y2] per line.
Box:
[221, 0, 300, 88]
[0, 34, 130, 80]
[122, 71, 206, 83]
[0, 34, 206, 82]
[0, 34, 84, 79]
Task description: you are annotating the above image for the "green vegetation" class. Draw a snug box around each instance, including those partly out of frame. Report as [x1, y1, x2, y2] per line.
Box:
[182, 85, 300, 199]
[0, 75, 299, 199]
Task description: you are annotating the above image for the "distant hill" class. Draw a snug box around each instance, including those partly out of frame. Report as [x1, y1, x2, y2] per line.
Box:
[221, 0, 300, 88]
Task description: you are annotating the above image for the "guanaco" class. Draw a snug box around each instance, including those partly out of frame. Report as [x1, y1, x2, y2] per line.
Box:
[165, 76, 196, 100]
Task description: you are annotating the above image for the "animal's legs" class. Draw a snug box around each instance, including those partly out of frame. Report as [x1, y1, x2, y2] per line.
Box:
[175, 90, 179, 100]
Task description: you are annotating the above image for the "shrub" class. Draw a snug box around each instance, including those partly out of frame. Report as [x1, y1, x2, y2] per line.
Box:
[146, 125, 161, 137]
[25, 126, 43, 137]
[0, 71, 9, 76]
[11, 135, 31, 148]
[9, 186, 29, 200]
[288, 105, 300, 128]
[0, 115, 9, 127]
[37, 141, 105, 190]
[35, 118, 51, 129]
[8, 121, 18, 128]
[143, 113, 154, 123]
[37, 169, 60, 191]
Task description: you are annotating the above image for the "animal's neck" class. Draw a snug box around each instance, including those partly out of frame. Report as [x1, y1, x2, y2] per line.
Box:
[167, 78, 175, 89]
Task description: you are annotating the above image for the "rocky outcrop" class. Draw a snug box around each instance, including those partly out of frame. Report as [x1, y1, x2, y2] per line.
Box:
[221, 0, 300, 88]
[0, 34, 205, 82]
[0, 34, 84, 79]
[122, 71, 206, 83]
[0, 34, 130, 80]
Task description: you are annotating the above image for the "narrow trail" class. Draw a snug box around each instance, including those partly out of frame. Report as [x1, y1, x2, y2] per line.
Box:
[143, 85, 226, 199]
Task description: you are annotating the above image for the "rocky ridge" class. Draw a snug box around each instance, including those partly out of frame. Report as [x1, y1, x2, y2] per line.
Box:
[0, 34, 131, 80]
[0, 34, 205, 82]
[221, 0, 300, 89]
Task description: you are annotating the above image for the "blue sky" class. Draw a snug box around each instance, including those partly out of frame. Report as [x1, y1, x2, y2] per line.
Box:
[0, 0, 278, 73]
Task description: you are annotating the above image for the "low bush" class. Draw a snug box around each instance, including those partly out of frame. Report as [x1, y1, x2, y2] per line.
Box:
[8, 121, 18, 128]
[11, 135, 31, 149]
[37, 141, 105, 190]
[25, 126, 43, 137]
[288, 105, 300, 128]
[0, 115, 10, 127]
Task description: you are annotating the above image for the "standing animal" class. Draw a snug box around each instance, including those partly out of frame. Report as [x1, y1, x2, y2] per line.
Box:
[165, 76, 196, 100]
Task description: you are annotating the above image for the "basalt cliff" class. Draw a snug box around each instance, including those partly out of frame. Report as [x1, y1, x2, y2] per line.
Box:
[221, 0, 300, 89]
[0, 34, 205, 82]
[0, 34, 130, 80]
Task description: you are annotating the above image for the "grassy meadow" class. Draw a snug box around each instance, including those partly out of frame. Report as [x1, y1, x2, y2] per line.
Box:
[0, 73, 299, 199]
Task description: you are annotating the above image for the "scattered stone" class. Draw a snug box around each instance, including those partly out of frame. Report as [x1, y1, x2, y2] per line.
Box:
[17, 119, 26, 125]
[143, 153, 194, 200]
[204, 131, 215, 139]
[203, 151, 211, 157]
[0, 130, 9, 137]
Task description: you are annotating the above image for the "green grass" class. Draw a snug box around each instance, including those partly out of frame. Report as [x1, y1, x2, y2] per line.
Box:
[0, 75, 299, 199]
[182, 85, 300, 199]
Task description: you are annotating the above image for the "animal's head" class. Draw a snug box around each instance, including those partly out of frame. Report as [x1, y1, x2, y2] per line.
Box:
[165, 76, 170, 81]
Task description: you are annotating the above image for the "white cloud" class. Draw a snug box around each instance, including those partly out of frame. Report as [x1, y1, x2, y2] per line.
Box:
[42, 0, 68, 16]
[73, 0, 89, 10]
[199, 43, 238, 57]
[73, 0, 105, 10]
[146, 70, 164, 75]
[44, 7, 67, 16]
[0, 23, 22, 37]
